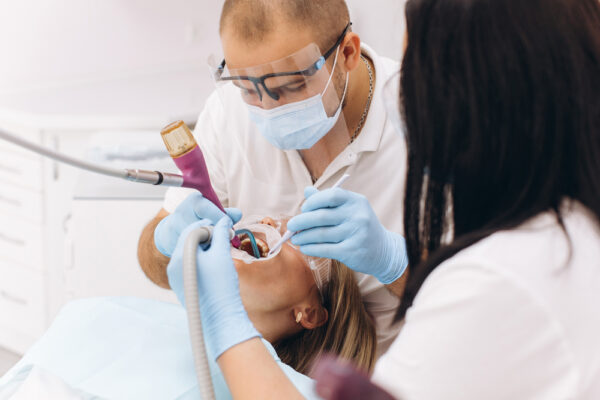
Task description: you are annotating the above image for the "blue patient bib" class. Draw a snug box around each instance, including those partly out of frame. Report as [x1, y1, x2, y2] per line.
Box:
[0, 297, 319, 400]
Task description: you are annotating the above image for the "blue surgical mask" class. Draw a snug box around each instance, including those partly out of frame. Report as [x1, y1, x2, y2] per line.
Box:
[246, 50, 349, 150]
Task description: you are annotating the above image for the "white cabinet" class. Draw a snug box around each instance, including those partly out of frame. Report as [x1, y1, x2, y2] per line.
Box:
[0, 260, 46, 351]
[0, 115, 187, 354]
[65, 198, 176, 304]
[0, 215, 44, 272]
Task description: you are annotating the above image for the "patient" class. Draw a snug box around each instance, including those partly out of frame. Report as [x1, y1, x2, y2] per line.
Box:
[0, 217, 375, 399]
[230, 216, 376, 374]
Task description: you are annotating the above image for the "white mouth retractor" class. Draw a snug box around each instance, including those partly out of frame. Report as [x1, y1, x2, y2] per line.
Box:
[231, 221, 283, 264]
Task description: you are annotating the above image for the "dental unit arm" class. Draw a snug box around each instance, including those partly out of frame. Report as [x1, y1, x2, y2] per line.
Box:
[0, 127, 185, 187]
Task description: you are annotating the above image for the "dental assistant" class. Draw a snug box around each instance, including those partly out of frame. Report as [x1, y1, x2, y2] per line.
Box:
[138, 0, 408, 355]
[167, 0, 600, 398]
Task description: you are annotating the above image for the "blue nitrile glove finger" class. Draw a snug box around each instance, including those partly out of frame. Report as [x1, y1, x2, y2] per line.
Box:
[288, 188, 408, 284]
[154, 192, 242, 257]
[287, 207, 347, 235]
[224, 207, 243, 224]
[290, 223, 354, 245]
[167, 218, 260, 360]
[304, 186, 319, 199]
[301, 188, 349, 212]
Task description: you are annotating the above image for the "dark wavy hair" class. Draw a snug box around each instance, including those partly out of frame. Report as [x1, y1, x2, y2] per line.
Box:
[397, 0, 600, 320]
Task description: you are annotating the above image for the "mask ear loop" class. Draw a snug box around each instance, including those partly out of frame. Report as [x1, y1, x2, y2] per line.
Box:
[323, 45, 350, 119]
[321, 45, 342, 95]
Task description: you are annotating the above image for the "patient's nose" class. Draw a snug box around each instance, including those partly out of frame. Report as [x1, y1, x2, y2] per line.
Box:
[261, 217, 278, 227]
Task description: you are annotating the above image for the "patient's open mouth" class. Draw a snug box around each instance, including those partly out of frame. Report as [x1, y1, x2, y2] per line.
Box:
[238, 232, 270, 258]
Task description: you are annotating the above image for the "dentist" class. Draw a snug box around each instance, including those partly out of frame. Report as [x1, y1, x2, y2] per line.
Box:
[138, 0, 409, 356]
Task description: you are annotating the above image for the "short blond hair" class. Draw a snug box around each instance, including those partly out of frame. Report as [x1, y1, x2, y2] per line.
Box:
[219, 0, 350, 52]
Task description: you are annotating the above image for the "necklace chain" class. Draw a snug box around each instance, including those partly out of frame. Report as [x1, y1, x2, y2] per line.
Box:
[349, 55, 374, 144]
[309, 55, 374, 183]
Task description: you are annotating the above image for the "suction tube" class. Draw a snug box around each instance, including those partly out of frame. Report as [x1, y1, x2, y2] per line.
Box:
[183, 226, 217, 400]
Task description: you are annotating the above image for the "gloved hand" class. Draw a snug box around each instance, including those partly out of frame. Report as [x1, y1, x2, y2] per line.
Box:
[167, 217, 260, 359]
[287, 187, 408, 284]
[154, 192, 242, 257]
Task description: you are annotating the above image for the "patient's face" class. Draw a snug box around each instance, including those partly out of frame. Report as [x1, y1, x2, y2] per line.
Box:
[232, 218, 321, 314]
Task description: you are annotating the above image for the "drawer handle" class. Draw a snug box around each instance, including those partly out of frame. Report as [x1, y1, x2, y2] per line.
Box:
[0, 232, 25, 247]
[0, 290, 28, 306]
[0, 195, 21, 207]
[0, 163, 21, 176]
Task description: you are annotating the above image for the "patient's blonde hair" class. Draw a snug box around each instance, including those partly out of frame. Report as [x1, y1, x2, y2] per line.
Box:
[273, 260, 377, 375]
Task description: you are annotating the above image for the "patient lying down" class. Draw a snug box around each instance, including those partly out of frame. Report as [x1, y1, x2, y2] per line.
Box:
[0, 216, 375, 399]
[230, 216, 376, 374]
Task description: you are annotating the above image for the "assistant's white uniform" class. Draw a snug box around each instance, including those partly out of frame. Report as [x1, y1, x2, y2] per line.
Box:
[373, 202, 600, 399]
[163, 43, 406, 356]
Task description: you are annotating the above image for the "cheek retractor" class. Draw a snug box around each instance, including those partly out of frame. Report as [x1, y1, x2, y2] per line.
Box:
[161, 121, 241, 248]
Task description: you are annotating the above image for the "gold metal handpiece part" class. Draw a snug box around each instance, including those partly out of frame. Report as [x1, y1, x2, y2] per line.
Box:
[161, 120, 197, 158]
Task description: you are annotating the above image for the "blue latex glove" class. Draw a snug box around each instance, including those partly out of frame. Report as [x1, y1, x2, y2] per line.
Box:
[167, 217, 260, 359]
[287, 187, 408, 284]
[154, 192, 242, 257]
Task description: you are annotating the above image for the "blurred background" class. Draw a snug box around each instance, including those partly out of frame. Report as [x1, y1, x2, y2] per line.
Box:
[0, 0, 405, 373]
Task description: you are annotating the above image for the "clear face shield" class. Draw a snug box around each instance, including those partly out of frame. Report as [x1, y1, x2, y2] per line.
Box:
[208, 23, 353, 151]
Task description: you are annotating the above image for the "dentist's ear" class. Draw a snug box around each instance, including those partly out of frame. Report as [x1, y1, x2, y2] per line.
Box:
[340, 32, 362, 72]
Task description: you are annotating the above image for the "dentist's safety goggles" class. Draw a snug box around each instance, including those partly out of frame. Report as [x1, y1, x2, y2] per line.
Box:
[208, 23, 352, 107]
[231, 217, 331, 296]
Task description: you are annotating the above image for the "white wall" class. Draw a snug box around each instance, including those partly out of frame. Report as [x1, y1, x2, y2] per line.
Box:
[0, 0, 405, 96]
[0, 0, 221, 93]
[348, 0, 406, 60]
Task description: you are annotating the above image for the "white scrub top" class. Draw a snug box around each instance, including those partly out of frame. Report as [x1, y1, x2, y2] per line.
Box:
[163, 43, 406, 356]
[373, 202, 600, 399]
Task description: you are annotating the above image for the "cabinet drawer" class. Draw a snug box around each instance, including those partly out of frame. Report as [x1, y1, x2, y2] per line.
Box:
[0, 185, 43, 223]
[0, 259, 45, 337]
[0, 150, 42, 191]
[0, 215, 43, 270]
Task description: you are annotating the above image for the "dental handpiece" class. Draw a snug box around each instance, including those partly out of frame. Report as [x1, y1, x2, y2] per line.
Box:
[0, 124, 241, 247]
[267, 173, 350, 256]
[161, 121, 241, 248]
